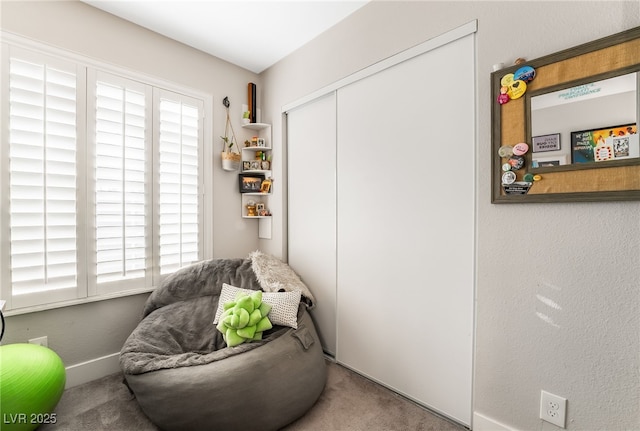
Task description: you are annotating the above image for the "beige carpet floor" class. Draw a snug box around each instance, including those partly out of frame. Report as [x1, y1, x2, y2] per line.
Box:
[40, 360, 467, 431]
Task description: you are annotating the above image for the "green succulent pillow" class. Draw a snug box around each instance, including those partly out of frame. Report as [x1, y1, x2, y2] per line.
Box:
[215, 290, 273, 347]
[213, 283, 301, 329]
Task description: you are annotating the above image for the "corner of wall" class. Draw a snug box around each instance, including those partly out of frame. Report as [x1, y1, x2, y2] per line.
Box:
[473, 412, 519, 431]
[64, 352, 121, 389]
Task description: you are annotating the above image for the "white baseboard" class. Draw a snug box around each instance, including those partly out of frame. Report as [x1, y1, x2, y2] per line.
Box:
[473, 412, 518, 431]
[64, 352, 121, 389]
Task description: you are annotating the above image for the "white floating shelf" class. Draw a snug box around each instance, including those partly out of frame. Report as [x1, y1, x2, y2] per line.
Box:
[242, 123, 270, 131]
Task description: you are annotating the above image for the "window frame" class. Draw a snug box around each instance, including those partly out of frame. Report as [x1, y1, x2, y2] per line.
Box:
[1, 32, 214, 316]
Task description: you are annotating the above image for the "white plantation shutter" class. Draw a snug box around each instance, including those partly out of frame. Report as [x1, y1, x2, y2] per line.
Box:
[5, 49, 84, 307]
[156, 90, 203, 276]
[90, 72, 152, 292]
[2, 37, 208, 312]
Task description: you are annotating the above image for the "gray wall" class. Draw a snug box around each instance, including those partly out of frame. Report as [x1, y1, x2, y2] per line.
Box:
[2, 295, 148, 365]
[1, 0, 261, 366]
[260, 1, 640, 429]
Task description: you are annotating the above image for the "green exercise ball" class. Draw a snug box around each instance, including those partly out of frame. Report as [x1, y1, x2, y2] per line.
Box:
[0, 343, 66, 431]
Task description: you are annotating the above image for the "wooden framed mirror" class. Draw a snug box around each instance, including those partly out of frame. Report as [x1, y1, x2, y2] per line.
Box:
[491, 26, 640, 203]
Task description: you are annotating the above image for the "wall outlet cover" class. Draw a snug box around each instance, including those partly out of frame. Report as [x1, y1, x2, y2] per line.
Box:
[540, 390, 567, 428]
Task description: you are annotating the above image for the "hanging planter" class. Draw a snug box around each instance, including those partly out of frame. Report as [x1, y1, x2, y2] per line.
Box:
[220, 97, 241, 171]
[221, 150, 241, 171]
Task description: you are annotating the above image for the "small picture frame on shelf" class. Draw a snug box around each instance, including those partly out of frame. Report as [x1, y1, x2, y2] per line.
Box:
[257, 138, 266, 147]
[239, 173, 265, 193]
[250, 160, 261, 170]
[242, 161, 251, 171]
[256, 203, 265, 213]
[261, 160, 270, 170]
[260, 178, 272, 193]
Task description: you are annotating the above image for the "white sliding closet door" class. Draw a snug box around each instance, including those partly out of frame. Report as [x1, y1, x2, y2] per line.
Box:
[287, 93, 337, 355]
[336, 34, 474, 425]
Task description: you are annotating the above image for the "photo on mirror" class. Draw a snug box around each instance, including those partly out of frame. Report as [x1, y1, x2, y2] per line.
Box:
[570, 123, 638, 164]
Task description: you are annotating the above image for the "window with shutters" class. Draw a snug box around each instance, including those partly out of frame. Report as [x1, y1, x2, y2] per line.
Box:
[87, 71, 153, 296]
[156, 91, 202, 276]
[1, 38, 208, 313]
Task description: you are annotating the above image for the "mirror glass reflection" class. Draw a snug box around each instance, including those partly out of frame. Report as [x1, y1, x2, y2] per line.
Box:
[529, 71, 639, 169]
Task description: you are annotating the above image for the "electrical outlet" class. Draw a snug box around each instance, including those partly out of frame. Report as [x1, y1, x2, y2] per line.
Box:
[540, 390, 567, 428]
[28, 336, 48, 348]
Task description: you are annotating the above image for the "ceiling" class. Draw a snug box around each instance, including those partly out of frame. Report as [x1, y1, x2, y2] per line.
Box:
[82, 0, 369, 73]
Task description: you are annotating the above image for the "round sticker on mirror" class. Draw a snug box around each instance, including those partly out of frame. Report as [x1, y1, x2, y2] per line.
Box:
[508, 155, 525, 170]
[500, 73, 515, 87]
[501, 171, 516, 185]
[507, 80, 527, 100]
[512, 142, 529, 156]
[498, 145, 514, 158]
[514, 66, 536, 83]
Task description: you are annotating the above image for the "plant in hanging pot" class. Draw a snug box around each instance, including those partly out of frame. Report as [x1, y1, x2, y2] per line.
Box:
[220, 135, 241, 171]
[220, 97, 241, 171]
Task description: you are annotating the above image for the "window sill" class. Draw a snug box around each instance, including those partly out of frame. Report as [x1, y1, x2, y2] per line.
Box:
[2, 287, 156, 317]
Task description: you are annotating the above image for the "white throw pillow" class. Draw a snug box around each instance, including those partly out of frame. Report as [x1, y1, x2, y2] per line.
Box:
[213, 283, 301, 329]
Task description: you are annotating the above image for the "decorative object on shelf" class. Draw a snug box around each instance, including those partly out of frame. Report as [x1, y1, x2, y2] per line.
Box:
[242, 110, 251, 125]
[220, 97, 241, 171]
[239, 173, 265, 193]
[248, 82, 257, 123]
[260, 178, 272, 194]
[246, 201, 258, 217]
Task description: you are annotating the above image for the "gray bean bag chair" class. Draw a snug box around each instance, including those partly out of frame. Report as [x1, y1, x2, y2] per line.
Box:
[120, 255, 326, 431]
